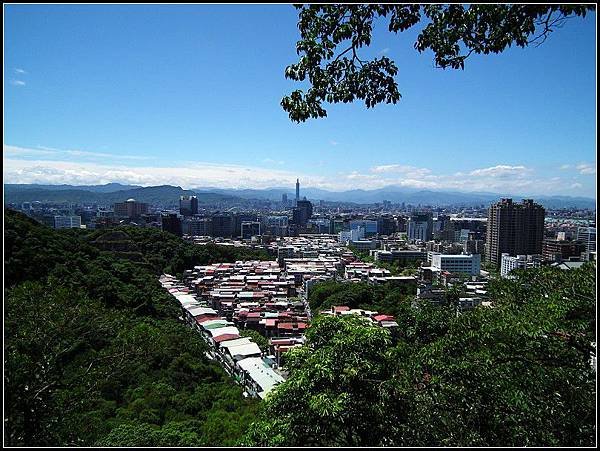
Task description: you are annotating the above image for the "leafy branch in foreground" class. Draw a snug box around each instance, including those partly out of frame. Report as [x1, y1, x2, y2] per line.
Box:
[282, 4, 594, 122]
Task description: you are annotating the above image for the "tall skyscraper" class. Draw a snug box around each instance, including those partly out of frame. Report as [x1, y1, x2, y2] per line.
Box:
[295, 178, 300, 205]
[485, 198, 545, 267]
[179, 195, 198, 217]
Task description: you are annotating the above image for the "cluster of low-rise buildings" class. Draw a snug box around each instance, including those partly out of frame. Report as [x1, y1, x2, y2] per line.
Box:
[160, 273, 286, 399]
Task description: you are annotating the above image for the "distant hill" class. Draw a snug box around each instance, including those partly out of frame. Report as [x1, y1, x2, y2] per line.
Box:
[194, 185, 596, 209]
[5, 183, 595, 209]
[4, 184, 244, 206]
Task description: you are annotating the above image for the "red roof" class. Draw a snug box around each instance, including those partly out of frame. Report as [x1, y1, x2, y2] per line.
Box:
[271, 339, 293, 345]
[297, 323, 308, 329]
[334, 306, 350, 313]
[374, 314, 395, 322]
[247, 312, 261, 318]
[213, 334, 240, 343]
[265, 319, 277, 327]
[277, 323, 295, 330]
[195, 314, 219, 323]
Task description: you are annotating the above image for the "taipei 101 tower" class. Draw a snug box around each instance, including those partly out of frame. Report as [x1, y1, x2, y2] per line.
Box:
[295, 178, 300, 206]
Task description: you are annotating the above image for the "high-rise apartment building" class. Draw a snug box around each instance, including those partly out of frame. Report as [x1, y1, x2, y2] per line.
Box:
[179, 195, 198, 217]
[161, 213, 182, 237]
[576, 227, 596, 260]
[486, 199, 545, 267]
[241, 221, 261, 239]
[53, 215, 82, 229]
[212, 214, 233, 238]
[349, 219, 378, 237]
[542, 239, 586, 262]
[293, 200, 313, 226]
[233, 213, 258, 237]
[114, 198, 148, 218]
[378, 216, 397, 236]
[407, 212, 433, 242]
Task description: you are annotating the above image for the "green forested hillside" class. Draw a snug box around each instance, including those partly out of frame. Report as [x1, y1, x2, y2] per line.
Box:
[5, 209, 596, 447]
[4, 209, 268, 446]
[245, 265, 596, 447]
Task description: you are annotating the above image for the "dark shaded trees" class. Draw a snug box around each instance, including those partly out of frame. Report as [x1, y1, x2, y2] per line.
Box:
[4, 210, 260, 446]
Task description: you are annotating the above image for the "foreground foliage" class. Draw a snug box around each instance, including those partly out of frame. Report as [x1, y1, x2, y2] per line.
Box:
[4, 210, 262, 446]
[245, 264, 596, 446]
[283, 4, 594, 121]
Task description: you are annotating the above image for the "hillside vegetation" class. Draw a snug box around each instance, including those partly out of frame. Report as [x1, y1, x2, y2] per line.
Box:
[245, 265, 596, 446]
[4, 209, 269, 446]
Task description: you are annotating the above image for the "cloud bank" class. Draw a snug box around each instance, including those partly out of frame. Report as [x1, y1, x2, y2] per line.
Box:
[3, 144, 596, 197]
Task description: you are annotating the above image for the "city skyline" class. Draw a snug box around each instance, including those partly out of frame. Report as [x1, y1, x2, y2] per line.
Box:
[4, 4, 597, 197]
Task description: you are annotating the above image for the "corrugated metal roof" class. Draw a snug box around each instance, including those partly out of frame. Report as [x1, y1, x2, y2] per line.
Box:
[228, 343, 262, 360]
[213, 334, 240, 343]
[218, 337, 252, 348]
[209, 326, 240, 337]
[187, 306, 217, 316]
[237, 357, 285, 394]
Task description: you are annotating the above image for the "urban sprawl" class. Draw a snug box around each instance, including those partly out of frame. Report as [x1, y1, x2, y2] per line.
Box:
[11, 180, 597, 399]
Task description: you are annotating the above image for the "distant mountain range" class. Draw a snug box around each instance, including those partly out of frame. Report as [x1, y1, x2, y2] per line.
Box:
[4, 184, 242, 207]
[4, 183, 596, 209]
[194, 185, 596, 209]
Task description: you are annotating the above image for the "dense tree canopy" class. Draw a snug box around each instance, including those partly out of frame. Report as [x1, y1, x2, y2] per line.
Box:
[4, 210, 263, 446]
[282, 4, 595, 121]
[245, 263, 596, 446]
[5, 209, 596, 446]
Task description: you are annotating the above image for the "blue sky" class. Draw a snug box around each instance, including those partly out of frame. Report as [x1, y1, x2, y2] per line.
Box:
[4, 4, 597, 197]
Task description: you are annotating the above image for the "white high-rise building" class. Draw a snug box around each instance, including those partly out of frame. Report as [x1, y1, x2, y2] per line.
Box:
[54, 216, 82, 229]
[500, 253, 542, 278]
[339, 227, 365, 244]
[430, 253, 481, 276]
[577, 227, 596, 260]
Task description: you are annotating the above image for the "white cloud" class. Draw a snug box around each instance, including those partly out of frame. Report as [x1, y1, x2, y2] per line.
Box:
[10, 80, 26, 86]
[560, 164, 571, 170]
[379, 48, 390, 54]
[329, 140, 339, 146]
[4, 144, 153, 161]
[370, 164, 432, 178]
[576, 163, 596, 175]
[3, 158, 322, 190]
[2, 146, 594, 196]
[14, 68, 26, 74]
[469, 165, 531, 178]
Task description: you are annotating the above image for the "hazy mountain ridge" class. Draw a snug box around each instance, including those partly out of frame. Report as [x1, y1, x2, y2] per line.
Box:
[4, 183, 596, 209]
[194, 185, 596, 209]
[4, 184, 242, 206]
